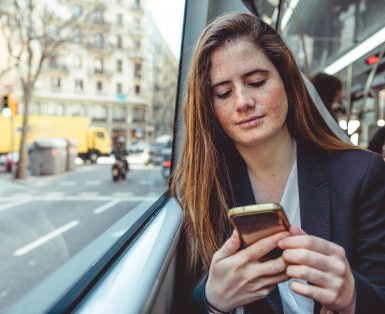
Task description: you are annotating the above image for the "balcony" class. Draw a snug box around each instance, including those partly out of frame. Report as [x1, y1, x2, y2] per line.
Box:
[86, 43, 112, 54]
[88, 68, 112, 77]
[45, 63, 68, 73]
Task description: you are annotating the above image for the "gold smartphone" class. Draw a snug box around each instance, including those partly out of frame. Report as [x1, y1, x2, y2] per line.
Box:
[228, 203, 290, 260]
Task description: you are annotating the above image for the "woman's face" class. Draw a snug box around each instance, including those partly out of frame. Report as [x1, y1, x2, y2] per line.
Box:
[209, 36, 289, 149]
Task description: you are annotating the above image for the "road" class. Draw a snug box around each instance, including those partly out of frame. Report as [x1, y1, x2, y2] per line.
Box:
[0, 159, 167, 311]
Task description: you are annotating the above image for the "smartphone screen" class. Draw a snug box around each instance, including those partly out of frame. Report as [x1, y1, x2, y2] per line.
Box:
[232, 211, 287, 246]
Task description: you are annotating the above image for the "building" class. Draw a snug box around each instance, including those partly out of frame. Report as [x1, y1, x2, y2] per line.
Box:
[0, 0, 179, 147]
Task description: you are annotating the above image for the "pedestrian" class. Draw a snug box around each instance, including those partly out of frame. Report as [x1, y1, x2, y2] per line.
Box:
[171, 12, 385, 314]
[310, 72, 345, 121]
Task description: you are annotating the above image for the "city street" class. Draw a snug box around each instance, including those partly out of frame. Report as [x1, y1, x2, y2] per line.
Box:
[0, 158, 167, 310]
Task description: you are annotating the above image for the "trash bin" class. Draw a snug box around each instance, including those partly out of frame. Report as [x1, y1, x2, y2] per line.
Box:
[65, 139, 77, 171]
[29, 139, 67, 175]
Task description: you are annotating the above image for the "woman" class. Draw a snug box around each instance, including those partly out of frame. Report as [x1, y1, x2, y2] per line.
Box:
[171, 12, 385, 314]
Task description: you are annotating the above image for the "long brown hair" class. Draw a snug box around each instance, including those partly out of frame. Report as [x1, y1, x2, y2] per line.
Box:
[170, 12, 356, 277]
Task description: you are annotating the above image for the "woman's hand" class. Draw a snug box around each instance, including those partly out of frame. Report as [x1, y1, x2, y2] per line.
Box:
[278, 226, 356, 314]
[205, 230, 290, 312]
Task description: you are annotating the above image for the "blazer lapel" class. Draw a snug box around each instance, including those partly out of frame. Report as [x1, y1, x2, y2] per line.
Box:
[297, 142, 331, 314]
[297, 142, 331, 241]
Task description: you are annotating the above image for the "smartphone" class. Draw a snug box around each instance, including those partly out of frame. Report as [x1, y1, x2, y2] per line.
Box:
[228, 202, 290, 260]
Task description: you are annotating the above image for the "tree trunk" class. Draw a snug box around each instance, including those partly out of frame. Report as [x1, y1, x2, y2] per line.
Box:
[15, 86, 31, 179]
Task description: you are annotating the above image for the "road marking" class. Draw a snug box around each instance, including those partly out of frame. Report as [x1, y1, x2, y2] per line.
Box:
[13, 220, 79, 257]
[112, 192, 133, 197]
[78, 192, 99, 197]
[59, 181, 75, 186]
[139, 180, 154, 185]
[86, 180, 102, 186]
[0, 199, 31, 212]
[93, 200, 121, 214]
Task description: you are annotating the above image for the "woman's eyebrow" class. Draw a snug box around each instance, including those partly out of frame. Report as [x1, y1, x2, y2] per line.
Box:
[242, 68, 269, 78]
[211, 68, 269, 89]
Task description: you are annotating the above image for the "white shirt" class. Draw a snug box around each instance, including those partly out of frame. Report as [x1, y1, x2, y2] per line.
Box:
[236, 159, 314, 314]
[277, 159, 314, 314]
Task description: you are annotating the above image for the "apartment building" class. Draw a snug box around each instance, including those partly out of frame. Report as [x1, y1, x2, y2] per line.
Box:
[1, 0, 178, 145]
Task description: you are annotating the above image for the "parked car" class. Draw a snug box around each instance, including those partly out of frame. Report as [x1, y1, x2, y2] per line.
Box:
[127, 142, 151, 165]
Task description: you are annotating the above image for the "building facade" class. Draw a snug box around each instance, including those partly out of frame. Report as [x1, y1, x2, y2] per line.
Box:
[0, 0, 178, 147]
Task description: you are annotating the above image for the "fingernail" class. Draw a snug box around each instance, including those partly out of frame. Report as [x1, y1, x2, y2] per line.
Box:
[277, 240, 282, 247]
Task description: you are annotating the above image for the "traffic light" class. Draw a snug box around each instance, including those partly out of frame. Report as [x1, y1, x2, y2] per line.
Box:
[1, 94, 17, 116]
[1, 95, 11, 117]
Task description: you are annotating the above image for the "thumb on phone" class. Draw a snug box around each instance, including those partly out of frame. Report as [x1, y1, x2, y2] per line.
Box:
[213, 230, 241, 262]
[289, 225, 307, 236]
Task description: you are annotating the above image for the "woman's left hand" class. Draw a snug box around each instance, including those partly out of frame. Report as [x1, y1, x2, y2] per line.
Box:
[278, 226, 356, 314]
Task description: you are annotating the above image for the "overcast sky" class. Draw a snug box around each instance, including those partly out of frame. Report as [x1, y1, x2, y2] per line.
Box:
[148, 0, 185, 58]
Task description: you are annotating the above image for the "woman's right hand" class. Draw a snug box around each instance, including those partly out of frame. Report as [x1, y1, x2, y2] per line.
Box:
[205, 230, 290, 312]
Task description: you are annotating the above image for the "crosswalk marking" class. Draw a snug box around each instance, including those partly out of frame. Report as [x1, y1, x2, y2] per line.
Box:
[0, 199, 31, 212]
[86, 181, 102, 186]
[13, 220, 79, 256]
[94, 200, 121, 214]
[59, 181, 75, 186]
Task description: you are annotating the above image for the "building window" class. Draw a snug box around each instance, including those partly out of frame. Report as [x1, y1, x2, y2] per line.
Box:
[75, 55, 82, 68]
[91, 105, 107, 122]
[96, 81, 103, 91]
[117, 14, 123, 25]
[135, 84, 140, 95]
[94, 58, 103, 73]
[116, 60, 123, 72]
[117, 83, 122, 94]
[117, 35, 122, 49]
[134, 17, 141, 29]
[134, 62, 142, 79]
[95, 33, 103, 48]
[134, 39, 141, 50]
[48, 25, 58, 41]
[70, 104, 85, 116]
[73, 27, 81, 43]
[94, 10, 104, 24]
[51, 77, 61, 90]
[75, 79, 83, 92]
[72, 5, 82, 18]
[48, 56, 58, 68]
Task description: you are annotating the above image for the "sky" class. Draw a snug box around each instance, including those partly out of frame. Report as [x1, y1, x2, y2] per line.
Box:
[148, 0, 186, 58]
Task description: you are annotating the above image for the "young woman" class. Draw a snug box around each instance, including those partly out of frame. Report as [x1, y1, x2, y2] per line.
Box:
[171, 12, 385, 314]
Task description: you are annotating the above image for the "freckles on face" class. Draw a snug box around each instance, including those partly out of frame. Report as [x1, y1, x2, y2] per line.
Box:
[209, 36, 289, 148]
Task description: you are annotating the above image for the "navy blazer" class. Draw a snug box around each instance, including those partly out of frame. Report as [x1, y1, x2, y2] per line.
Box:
[174, 142, 385, 314]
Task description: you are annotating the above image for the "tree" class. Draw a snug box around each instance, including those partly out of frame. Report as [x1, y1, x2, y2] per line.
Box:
[0, 0, 101, 179]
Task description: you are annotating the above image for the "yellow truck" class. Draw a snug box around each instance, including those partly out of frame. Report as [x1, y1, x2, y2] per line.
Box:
[0, 115, 111, 163]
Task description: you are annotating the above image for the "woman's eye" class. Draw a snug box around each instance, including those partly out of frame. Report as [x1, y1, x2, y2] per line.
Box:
[249, 80, 266, 88]
[216, 91, 231, 99]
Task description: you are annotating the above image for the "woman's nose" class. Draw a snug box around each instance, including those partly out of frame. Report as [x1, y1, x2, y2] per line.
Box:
[235, 87, 255, 112]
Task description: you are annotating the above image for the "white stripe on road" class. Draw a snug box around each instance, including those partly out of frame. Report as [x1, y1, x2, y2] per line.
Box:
[86, 181, 102, 186]
[78, 192, 99, 197]
[93, 200, 121, 214]
[59, 181, 75, 186]
[0, 199, 31, 212]
[13, 220, 79, 257]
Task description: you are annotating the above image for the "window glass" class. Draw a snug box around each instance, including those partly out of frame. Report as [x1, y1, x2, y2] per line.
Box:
[0, 0, 184, 311]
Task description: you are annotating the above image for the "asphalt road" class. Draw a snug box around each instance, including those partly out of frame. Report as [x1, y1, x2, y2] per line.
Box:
[0, 159, 167, 311]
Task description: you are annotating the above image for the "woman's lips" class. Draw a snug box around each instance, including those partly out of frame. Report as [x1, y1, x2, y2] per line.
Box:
[236, 115, 265, 128]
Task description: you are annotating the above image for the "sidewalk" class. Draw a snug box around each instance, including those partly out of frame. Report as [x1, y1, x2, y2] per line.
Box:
[0, 171, 66, 195]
